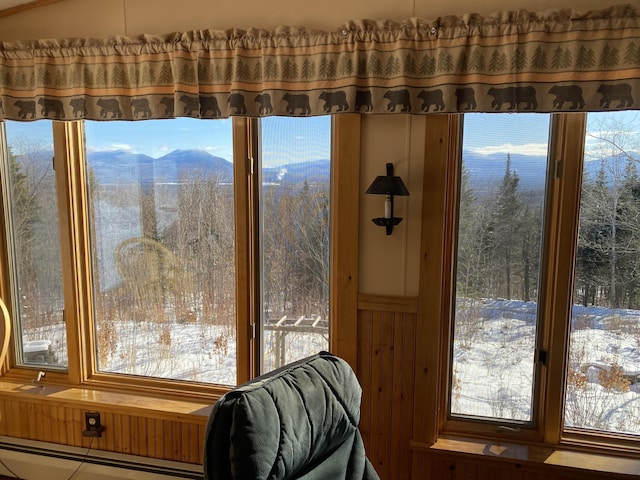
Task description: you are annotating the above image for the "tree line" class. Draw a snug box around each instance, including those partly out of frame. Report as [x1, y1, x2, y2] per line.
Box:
[457, 144, 640, 311]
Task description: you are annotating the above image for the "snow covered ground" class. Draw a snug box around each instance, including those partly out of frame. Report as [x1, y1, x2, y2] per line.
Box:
[25, 296, 639, 436]
[452, 299, 640, 435]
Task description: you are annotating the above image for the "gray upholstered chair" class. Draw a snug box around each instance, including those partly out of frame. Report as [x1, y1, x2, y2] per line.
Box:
[204, 351, 380, 480]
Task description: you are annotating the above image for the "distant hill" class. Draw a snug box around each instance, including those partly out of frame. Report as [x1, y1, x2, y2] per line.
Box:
[87, 149, 233, 184]
[461, 151, 626, 197]
[461, 152, 547, 195]
[85, 149, 329, 186]
[261, 159, 330, 185]
[16, 147, 624, 194]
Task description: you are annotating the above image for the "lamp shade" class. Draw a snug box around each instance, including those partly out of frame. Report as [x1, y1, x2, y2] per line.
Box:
[366, 174, 409, 196]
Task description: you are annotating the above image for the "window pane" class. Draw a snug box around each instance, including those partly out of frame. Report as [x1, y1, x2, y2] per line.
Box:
[565, 111, 640, 436]
[450, 113, 551, 422]
[85, 118, 236, 385]
[260, 117, 331, 373]
[1, 121, 66, 368]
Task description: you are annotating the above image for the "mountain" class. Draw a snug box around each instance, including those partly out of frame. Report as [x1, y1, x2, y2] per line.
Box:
[156, 149, 234, 182]
[262, 159, 330, 185]
[461, 151, 639, 197]
[87, 149, 234, 184]
[11, 147, 625, 193]
[461, 151, 547, 195]
[86, 149, 330, 186]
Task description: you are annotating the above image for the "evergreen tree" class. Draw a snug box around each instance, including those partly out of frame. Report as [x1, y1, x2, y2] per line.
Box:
[618, 159, 640, 307]
[576, 162, 612, 306]
[487, 154, 522, 300]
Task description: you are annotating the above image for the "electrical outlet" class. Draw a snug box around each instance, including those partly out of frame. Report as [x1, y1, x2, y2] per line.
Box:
[83, 412, 105, 437]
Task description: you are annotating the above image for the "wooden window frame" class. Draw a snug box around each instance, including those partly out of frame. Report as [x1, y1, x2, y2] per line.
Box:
[414, 112, 640, 456]
[0, 114, 361, 403]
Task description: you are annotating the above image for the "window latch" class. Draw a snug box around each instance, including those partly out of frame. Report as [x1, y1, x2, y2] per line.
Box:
[538, 349, 548, 366]
[554, 159, 563, 179]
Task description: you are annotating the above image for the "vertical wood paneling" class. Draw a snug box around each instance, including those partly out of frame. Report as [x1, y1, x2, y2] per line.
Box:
[393, 312, 416, 480]
[64, 406, 75, 446]
[71, 408, 83, 447]
[412, 450, 433, 479]
[50, 405, 61, 444]
[121, 414, 132, 454]
[358, 309, 373, 451]
[357, 300, 418, 480]
[0, 398, 206, 464]
[412, 451, 635, 480]
[197, 423, 206, 465]
[376, 311, 394, 478]
[26, 402, 37, 438]
[139, 416, 149, 458]
[432, 457, 455, 480]
[454, 461, 477, 480]
[0, 399, 7, 436]
[368, 310, 383, 475]
[104, 411, 115, 451]
[172, 420, 182, 459]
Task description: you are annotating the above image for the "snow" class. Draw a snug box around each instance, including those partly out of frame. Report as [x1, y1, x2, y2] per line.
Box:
[23, 296, 639, 436]
[452, 298, 640, 435]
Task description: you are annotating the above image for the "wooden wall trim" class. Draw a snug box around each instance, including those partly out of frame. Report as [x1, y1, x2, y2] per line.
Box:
[358, 294, 418, 313]
[0, 379, 210, 463]
[413, 114, 459, 446]
[331, 114, 361, 372]
[0, 380, 211, 423]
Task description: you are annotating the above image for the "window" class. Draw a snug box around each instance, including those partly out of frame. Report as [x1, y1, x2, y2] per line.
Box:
[428, 111, 640, 451]
[450, 113, 551, 424]
[564, 111, 640, 437]
[259, 117, 331, 373]
[84, 118, 237, 385]
[0, 121, 66, 368]
[0, 115, 358, 396]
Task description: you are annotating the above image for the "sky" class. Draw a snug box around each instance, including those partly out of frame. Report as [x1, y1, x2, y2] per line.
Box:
[464, 110, 640, 161]
[4, 115, 332, 168]
[4, 110, 640, 167]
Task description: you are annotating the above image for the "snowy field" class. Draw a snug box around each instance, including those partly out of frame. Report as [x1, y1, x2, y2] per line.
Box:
[25, 296, 639, 435]
[452, 299, 640, 435]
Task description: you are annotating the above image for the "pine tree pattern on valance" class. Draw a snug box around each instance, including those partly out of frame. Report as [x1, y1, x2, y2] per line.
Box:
[0, 3, 639, 121]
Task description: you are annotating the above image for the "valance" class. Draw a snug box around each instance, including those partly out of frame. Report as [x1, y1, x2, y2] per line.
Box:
[0, 3, 639, 121]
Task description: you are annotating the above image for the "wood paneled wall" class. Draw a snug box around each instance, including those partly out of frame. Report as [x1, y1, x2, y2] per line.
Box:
[357, 294, 418, 480]
[0, 295, 636, 479]
[0, 397, 207, 464]
[410, 450, 636, 480]
[356, 296, 639, 480]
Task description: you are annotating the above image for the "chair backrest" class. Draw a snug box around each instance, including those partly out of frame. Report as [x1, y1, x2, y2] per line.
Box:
[203, 352, 380, 480]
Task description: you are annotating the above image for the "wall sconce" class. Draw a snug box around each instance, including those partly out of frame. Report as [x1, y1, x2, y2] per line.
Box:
[366, 163, 410, 235]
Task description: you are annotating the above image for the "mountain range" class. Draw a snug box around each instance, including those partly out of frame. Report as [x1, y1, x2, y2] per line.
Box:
[15, 147, 629, 193]
[85, 149, 330, 186]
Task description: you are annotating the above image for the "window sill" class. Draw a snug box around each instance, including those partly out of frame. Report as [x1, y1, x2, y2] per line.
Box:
[411, 437, 640, 478]
[0, 379, 213, 423]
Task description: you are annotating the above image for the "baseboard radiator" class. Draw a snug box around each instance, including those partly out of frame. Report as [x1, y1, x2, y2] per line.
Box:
[0, 436, 203, 480]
